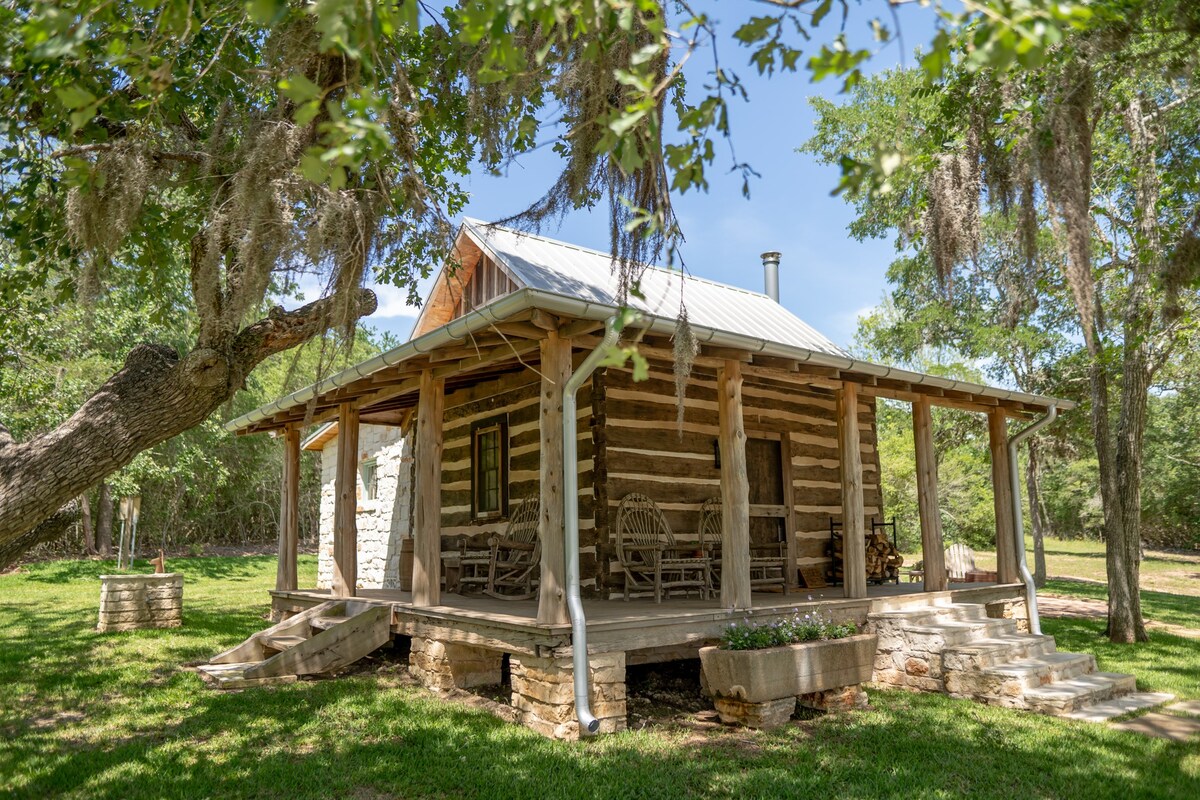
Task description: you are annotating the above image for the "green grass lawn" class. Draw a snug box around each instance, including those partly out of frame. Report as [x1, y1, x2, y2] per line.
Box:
[2, 555, 1199, 799]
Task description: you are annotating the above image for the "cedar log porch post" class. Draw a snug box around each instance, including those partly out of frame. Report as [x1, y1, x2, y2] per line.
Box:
[717, 360, 752, 610]
[838, 381, 867, 599]
[332, 404, 359, 597]
[988, 409, 1019, 584]
[537, 332, 571, 625]
[912, 398, 947, 592]
[413, 369, 445, 606]
[275, 424, 301, 592]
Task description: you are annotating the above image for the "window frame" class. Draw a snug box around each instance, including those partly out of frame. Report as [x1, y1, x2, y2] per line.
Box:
[471, 415, 509, 521]
[359, 458, 379, 502]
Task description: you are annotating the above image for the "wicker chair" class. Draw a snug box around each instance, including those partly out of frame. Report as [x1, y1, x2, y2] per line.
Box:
[698, 498, 723, 594]
[698, 497, 789, 595]
[615, 493, 709, 603]
[484, 499, 541, 600]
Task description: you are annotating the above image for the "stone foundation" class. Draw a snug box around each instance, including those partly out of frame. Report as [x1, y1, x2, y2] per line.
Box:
[408, 638, 503, 692]
[510, 652, 627, 740]
[98, 573, 183, 632]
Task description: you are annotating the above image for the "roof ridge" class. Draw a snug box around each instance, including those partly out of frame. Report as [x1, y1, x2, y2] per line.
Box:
[462, 217, 774, 301]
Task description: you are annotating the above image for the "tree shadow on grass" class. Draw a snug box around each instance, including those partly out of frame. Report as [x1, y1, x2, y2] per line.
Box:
[5, 679, 1198, 800]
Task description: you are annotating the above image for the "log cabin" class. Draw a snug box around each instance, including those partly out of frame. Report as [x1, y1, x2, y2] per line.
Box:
[223, 218, 1077, 737]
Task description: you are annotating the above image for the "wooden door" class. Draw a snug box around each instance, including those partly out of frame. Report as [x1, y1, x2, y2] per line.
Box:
[746, 438, 785, 550]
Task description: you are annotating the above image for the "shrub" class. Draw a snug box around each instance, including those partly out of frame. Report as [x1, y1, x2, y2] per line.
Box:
[720, 608, 858, 651]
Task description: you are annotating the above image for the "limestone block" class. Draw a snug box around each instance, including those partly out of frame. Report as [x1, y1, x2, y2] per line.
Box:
[798, 685, 869, 712]
[509, 652, 627, 740]
[713, 696, 796, 729]
[97, 574, 184, 632]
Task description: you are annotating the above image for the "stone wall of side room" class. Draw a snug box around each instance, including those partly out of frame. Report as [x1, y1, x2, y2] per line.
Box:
[316, 423, 413, 590]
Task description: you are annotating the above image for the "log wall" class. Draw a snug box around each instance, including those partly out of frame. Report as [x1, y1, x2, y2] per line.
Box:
[599, 360, 884, 591]
[437, 363, 598, 587]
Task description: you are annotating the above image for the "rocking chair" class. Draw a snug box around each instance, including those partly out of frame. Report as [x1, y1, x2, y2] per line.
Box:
[698, 497, 789, 595]
[485, 499, 541, 600]
[615, 493, 709, 603]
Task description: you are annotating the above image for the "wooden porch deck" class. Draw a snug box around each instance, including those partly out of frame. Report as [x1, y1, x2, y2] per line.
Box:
[270, 582, 1026, 661]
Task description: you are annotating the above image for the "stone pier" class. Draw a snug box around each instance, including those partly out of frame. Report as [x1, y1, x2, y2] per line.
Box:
[510, 652, 627, 740]
[97, 573, 183, 632]
[408, 637, 504, 692]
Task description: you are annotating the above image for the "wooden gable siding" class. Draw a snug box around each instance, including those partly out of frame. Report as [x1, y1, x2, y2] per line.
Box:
[436, 362, 599, 586]
[598, 360, 884, 585]
[453, 256, 519, 319]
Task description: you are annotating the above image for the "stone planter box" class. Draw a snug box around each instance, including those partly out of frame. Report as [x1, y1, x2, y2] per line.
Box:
[700, 633, 877, 727]
[98, 573, 183, 632]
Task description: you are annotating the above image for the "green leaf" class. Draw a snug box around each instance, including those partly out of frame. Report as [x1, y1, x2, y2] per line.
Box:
[56, 85, 96, 109]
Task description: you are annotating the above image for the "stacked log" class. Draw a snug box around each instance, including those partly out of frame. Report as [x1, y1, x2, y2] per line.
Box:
[828, 531, 904, 584]
[865, 530, 903, 583]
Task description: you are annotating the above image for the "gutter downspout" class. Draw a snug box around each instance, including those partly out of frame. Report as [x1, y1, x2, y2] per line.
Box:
[1007, 404, 1057, 636]
[563, 315, 622, 736]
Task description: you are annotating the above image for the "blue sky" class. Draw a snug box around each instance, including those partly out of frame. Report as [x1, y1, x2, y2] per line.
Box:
[364, 2, 939, 350]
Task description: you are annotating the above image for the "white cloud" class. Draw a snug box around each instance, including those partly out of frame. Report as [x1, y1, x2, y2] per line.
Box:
[368, 281, 425, 319]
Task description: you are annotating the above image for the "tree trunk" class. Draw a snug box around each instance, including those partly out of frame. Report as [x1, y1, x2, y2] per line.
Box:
[80, 492, 97, 556]
[97, 483, 114, 557]
[0, 290, 376, 569]
[1026, 438, 1047, 588]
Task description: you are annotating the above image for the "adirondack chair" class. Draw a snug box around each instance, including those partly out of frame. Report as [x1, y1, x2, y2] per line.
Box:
[698, 497, 788, 595]
[615, 493, 709, 603]
[484, 499, 541, 599]
[944, 543, 977, 582]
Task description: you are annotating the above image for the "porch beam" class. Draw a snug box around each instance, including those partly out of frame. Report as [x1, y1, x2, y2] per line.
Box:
[988, 409, 1019, 584]
[413, 369, 446, 606]
[912, 398, 947, 592]
[537, 332, 572, 625]
[780, 431, 799, 591]
[838, 381, 867, 599]
[332, 403, 359, 597]
[275, 425, 301, 593]
[717, 360, 752, 610]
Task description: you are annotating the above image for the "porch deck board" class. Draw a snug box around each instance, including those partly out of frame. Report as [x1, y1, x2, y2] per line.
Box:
[271, 582, 1025, 657]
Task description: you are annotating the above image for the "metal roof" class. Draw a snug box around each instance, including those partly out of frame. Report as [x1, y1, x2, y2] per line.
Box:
[224, 219, 1074, 434]
[462, 218, 850, 359]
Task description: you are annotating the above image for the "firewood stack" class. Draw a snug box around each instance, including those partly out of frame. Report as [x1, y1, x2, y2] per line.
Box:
[865, 530, 903, 583]
[828, 530, 904, 584]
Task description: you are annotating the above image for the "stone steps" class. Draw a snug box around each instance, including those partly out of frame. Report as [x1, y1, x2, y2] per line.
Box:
[942, 634, 1057, 671]
[1017, 672, 1138, 715]
[870, 602, 1143, 720]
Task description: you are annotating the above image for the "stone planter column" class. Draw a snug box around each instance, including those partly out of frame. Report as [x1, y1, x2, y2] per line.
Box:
[98, 573, 183, 632]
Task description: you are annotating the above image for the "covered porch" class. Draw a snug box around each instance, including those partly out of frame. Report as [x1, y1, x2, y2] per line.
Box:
[250, 299, 1057, 622]
[268, 581, 1031, 660]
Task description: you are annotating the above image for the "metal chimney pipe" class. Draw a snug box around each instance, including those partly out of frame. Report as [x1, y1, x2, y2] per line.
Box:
[761, 251, 782, 302]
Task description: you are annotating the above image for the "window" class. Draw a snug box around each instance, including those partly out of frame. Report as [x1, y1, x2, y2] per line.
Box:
[472, 417, 508, 519]
[359, 459, 379, 501]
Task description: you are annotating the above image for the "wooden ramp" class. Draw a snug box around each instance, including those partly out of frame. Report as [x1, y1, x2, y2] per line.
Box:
[196, 600, 391, 689]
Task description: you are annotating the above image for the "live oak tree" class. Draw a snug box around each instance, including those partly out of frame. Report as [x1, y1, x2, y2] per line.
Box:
[809, 4, 1200, 643]
[0, 0, 1107, 565]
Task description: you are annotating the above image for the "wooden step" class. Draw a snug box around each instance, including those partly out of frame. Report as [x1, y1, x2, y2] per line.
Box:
[260, 634, 308, 651]
[197, 603, 392, 690]
[309, 616, 351, 631]
[196, 662, 299, 689]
